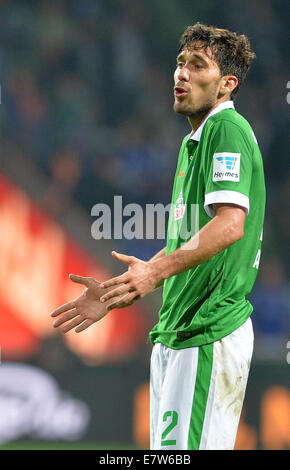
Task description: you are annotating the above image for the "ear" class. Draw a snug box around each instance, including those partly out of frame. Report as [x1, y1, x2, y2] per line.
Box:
[218, 75, 238, 98]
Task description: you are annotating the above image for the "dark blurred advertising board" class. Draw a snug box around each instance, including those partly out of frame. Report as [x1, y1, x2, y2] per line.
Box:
[0, 360, 288, 449]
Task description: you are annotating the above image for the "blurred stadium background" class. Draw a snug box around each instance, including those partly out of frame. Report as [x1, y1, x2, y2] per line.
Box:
[0, 0, 289, 450]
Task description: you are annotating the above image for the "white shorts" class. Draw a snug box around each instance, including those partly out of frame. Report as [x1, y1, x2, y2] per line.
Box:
[150, 317, 254, 450]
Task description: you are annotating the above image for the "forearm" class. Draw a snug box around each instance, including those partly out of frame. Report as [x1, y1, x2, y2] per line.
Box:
[151, 208, 244, 284]
[148, 246, 166, 263]
[148, 246, 166, 288]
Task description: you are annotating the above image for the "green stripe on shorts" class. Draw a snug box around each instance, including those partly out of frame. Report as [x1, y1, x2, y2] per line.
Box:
[187, 342, 214, 449]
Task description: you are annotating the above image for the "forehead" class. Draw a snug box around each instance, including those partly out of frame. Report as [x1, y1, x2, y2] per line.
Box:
[177, 42, 217, 64]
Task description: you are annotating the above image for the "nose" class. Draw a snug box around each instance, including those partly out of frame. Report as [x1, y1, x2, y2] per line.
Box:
[177, 65, 190, 82]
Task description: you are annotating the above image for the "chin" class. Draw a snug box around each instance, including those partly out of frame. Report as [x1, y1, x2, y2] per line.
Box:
[174, 102, 188, 114]
[174, 100, 213, 118]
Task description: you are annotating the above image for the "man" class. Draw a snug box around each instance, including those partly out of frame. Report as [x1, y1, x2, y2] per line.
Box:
[51, 23, 265, 450]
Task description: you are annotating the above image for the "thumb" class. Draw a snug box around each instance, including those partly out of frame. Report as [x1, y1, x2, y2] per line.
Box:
[112, 251, 135, 266]
[69, 273, 92, 287]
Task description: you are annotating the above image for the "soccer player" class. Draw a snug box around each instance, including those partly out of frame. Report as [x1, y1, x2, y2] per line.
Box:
[51, 23, 266, 450]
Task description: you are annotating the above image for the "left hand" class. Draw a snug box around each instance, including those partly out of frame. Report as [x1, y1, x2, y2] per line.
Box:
[100, 251, 160, 310]
[50, 274, 123, 333]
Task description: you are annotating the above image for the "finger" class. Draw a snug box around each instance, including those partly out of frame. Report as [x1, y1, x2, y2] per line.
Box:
[51, 301, 75, 317]
[69, 274, 93, 287]
[61, 315, 84, 334]
[106, 292, 137, 311]
[100, 272, 130, 290]
[52, 309, 78, 328]
[100, 284, 133, 303]
[111, 251, 135, 266]
[75, 319, 94, 333]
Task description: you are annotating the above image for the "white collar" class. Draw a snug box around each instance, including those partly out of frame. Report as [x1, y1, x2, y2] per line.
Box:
[188, 100, 235, 142]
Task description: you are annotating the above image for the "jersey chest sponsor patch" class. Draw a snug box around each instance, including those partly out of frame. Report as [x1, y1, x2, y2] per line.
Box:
[174, 190, 186, 221]
[212, 152, 240, 182]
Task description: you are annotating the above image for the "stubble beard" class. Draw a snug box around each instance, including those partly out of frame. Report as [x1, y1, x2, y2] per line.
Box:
[174, 102, 213, 119]
[173, 96, 216, 119]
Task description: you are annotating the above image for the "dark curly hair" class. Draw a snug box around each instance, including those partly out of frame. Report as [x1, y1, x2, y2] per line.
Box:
[179, 22, 256, 99]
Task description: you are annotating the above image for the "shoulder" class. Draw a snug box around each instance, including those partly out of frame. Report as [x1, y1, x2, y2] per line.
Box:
[202, 109, 257, 148]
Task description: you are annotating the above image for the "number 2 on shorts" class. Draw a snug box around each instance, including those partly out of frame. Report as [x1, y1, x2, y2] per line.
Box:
[161, 410, 178, 446]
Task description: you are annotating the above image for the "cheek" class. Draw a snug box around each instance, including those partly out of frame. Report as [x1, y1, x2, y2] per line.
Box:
[173, 69, 179, 83]
[193, 72, 220, 92]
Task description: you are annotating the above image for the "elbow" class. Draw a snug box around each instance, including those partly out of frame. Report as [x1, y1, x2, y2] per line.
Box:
[214, 204, 246, 245]
[236, 226, 244, 241]
[229, 222, 244, 243]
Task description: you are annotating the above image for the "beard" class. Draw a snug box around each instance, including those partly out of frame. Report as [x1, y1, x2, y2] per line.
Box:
[174, 100, 213, 118]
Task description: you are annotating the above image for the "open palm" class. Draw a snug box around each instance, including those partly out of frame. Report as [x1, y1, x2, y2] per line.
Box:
[51, 274, 123, 333]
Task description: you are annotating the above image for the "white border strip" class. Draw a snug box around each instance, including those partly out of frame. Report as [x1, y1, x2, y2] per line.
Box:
[204, 190, 250, 218]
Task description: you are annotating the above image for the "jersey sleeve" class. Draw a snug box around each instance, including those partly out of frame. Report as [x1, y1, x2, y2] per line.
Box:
[203, 119, 253, 218]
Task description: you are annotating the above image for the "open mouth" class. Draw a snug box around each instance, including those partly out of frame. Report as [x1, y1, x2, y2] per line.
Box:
[174, 87, 187, 98]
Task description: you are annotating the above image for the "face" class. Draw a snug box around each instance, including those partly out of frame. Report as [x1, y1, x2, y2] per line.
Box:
[174, 44, 223, 118]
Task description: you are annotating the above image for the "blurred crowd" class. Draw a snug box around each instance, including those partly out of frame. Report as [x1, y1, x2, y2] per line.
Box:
[0, 0, 289, 358]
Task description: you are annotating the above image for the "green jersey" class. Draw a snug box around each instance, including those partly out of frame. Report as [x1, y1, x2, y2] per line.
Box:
[149, 101, 266, 349]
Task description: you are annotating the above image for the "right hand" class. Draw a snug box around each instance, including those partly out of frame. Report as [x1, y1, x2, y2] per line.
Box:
[50, 274, 123, 334]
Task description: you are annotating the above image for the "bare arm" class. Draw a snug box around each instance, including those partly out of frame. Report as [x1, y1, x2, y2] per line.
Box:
[148, 246, 166, 288]
[150, 204, 245, 280]
[148, 246, 166, 263]
[51, 204, 246, 331]
[100, 203, 246, 309]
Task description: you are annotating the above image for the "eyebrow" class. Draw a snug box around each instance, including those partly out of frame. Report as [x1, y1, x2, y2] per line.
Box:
[176, 52, 209, 65]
